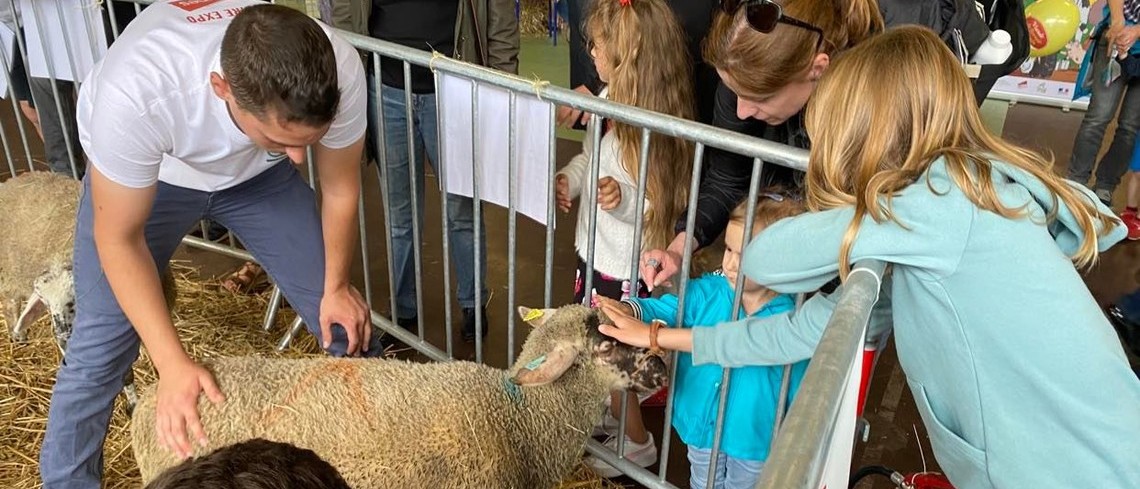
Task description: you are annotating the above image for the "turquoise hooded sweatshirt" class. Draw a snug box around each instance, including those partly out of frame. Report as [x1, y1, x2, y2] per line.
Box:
[691, 157, 1140, 489]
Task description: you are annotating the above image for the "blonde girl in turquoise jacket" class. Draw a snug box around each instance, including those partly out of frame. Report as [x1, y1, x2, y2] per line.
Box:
[599, 26, 1140, 489]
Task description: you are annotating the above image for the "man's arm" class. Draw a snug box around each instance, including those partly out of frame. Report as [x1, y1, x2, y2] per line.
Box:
[90, 167, 185, 374]
[314, 137, 369, 353]
[90, 166, 225, 458]
[486, 0, 520, 74]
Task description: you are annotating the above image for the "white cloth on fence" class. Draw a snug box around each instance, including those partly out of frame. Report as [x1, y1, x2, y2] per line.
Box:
[76, 0, 366, 192]
[437, 71, 554, 227]
[0, 23, 15, 98]
[19, 0, 107, 82]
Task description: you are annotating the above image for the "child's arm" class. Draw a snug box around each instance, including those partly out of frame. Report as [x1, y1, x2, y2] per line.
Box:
[555, 118, 598, 202]
[601, 289, 841, 367]
[598, 169, 642, 224]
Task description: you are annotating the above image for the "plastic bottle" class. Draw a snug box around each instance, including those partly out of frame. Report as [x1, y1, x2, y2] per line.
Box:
[971, 29, 1014, 65]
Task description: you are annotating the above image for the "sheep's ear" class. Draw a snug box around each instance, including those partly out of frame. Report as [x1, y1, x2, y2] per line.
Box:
[511, 343, 578, 386]
[517, 306, 557, 328]
[13, 292, 46, 342]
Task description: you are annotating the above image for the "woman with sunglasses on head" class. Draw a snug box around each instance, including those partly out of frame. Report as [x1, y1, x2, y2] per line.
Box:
[640, 0, 883, 289]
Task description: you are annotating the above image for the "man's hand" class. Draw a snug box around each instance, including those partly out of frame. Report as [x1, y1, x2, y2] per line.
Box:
[556, 174, 572, 213]
[155, 358, 225, 460]
[597, 177, 622, 211]
[320, 285, 370, 355]
[556, 85, 595, 128]
[598, 302, 651, 348]
[1117, 25, 1140, 54]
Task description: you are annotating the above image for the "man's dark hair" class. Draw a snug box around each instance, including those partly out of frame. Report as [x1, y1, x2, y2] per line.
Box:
[144, 438, 352, 489]
[220, 4, 340, 127]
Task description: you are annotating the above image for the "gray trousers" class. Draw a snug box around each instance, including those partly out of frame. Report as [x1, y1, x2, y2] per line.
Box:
[28, 76, 84, 177]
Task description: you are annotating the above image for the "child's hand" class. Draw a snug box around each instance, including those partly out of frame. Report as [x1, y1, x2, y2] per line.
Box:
[597, 177, 622, 211]
[598, 302, 651, 349]
[592, 294, 632, 317]
[556, 174, 572, 213]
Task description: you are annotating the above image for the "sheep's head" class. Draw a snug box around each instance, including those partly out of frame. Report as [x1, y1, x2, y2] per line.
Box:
[13, 265, 76, 351]
[509, 305, 667, 394]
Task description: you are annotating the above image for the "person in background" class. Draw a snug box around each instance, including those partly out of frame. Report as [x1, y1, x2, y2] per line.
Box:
[560, 0, 718, 126]
[553, 0, 695, 474]
[331, 0, 519, 344]
[639, 0, 883, 290]
[1067, 0, 1140, 206]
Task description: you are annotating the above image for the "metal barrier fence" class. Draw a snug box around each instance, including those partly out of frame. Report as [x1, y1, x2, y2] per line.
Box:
[0, 1, 889, 488]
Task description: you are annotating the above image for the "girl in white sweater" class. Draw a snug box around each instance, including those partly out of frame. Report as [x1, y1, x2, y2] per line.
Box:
[554, 0, 695, 476]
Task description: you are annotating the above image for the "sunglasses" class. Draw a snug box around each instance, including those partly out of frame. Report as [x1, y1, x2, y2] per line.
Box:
[721, 0, 825, 52]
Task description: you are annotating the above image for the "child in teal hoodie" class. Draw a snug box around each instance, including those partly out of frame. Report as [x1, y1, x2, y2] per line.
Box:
[599, 27, 1140, 489]
[598, 190, 808, 489]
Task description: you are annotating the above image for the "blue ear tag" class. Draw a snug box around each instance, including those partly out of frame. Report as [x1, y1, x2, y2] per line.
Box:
[525, 355, 547, 371]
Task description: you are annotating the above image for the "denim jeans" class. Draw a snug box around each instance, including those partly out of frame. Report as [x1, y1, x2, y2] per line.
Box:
[1069, 34, 1140, 193]
[39, 161, 385, 489]
[687, 446, 765, 489]
[368, 79, 488, 319]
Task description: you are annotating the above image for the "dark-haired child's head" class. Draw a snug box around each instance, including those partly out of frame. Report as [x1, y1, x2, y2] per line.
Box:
[144, 438, 351, 489]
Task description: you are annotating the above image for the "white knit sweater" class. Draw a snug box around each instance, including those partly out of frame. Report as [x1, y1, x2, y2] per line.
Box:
[556, 91, 650, 280]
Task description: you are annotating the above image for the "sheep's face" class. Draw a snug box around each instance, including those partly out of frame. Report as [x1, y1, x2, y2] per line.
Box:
[510, 305, 667, 395]
[12, 266, 75, 350]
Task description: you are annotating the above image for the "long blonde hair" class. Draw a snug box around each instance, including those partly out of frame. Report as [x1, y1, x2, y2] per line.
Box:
[804, 26, 1119, 278]
[586, 0, 695, 252]
[704, 0, 883, 98]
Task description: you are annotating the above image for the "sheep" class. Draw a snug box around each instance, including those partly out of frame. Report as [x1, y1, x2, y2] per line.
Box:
[132, 304, 670, 488]
[0, 171, 178, 408]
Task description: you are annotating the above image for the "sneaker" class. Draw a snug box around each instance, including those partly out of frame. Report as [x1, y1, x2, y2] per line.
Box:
[462, 307, 489, 342]
[1121, 211, 1140, 240]
[584, 433, 657, 478]
[1096, 188, 1114, 207]
[591, 411, 621, 437]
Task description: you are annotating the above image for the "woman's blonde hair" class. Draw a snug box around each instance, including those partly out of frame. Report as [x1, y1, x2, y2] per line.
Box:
[804, 26, 1119, 278]
[586, 0, 696, 252]
[704, 0, 883, 99]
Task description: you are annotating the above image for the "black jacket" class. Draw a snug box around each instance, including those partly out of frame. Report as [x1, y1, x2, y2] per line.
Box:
[675, 82, 809, 248]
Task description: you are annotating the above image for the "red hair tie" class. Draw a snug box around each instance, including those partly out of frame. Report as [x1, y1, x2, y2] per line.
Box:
[619, 0, 631, 6]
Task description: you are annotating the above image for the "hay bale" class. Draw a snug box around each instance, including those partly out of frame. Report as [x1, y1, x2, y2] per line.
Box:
[521, 0, 563, 38]
[0, 262, 624, 488]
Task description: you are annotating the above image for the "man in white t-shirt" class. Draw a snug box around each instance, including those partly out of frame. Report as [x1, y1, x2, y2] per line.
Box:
[39, 3, 381, 487]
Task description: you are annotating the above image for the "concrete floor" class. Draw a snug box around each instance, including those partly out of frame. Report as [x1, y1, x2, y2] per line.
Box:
[3, 39, 1140, 489]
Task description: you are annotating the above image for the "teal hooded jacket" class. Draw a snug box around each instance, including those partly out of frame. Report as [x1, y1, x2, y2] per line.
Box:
[692, 157, 1140, 488]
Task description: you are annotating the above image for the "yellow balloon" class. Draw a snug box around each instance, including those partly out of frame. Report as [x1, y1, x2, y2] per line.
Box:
[1025, 0, 1081, 57]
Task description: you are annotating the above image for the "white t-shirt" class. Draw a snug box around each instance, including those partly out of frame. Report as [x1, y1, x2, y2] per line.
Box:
[76, 0, 367, 191]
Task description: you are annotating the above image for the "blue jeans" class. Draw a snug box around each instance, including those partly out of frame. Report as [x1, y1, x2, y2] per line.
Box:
[39, 161, 384, 488]
[368, 80, 487, 319]
[687, 447, 765, 489]
[1069, 34, 1140, 193]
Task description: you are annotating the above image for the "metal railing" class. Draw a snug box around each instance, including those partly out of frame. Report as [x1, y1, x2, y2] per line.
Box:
[0, 1, 889, 488]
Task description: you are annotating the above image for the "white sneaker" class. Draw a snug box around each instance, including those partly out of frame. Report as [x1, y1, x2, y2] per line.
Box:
[591, 411, 621, 437]
[584, 433, 657, 478]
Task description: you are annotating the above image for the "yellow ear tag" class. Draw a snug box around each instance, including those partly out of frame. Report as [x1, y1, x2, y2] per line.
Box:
[523, 309, 544, 322]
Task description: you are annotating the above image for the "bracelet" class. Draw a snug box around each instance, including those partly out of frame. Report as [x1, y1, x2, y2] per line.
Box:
[649, 319, 666, 355]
